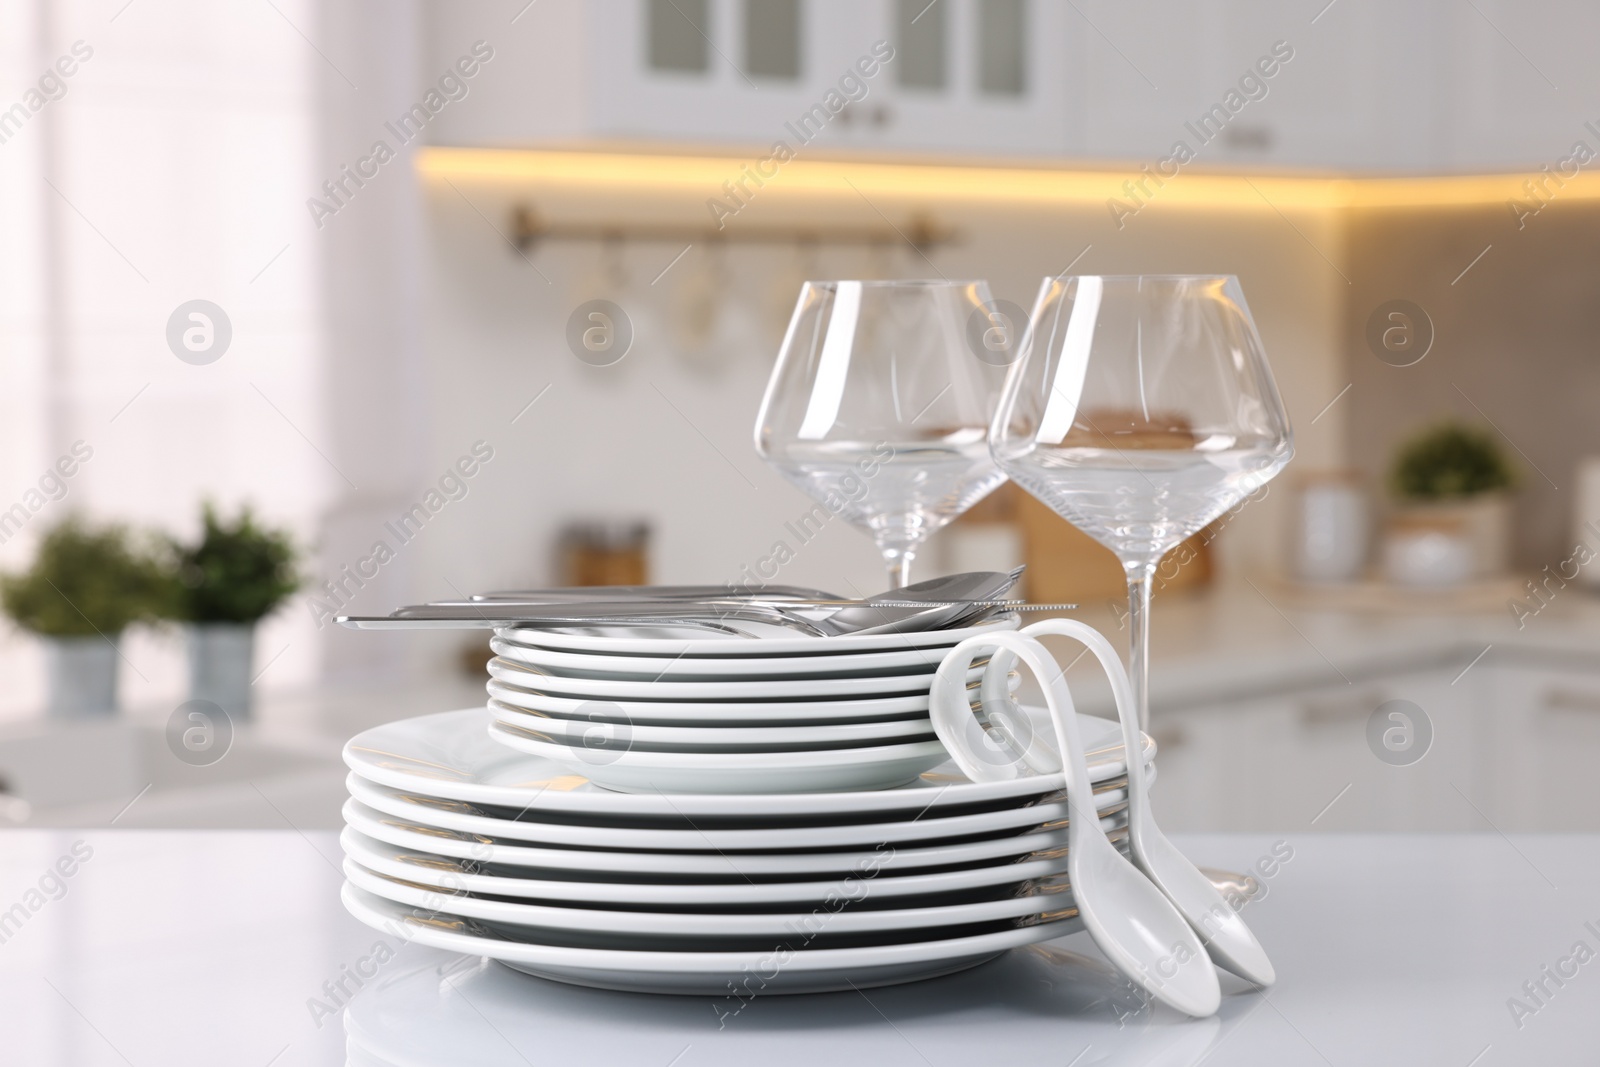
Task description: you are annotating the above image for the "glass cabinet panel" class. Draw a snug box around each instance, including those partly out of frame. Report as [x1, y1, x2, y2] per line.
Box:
[648, 0, 711, 73]
[744, 0, 801, 79]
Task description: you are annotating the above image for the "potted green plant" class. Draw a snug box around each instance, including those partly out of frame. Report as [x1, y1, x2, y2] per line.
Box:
[0, 517, 166, 715]
[1389, 421, 1517, 578]
[169, 504, 299, 721]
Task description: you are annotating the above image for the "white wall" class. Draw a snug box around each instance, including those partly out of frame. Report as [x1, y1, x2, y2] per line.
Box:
[303, 0, 434, 683]
[357, 170, 1350, 679]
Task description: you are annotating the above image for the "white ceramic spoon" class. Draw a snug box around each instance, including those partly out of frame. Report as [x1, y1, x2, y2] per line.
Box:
[984, 619, 1276, 988]
[974, 644, 1062, 774]
[930, 631, 1221, 1018]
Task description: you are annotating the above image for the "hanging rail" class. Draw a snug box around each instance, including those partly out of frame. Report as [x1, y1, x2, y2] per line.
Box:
[509, 205, 958, 255]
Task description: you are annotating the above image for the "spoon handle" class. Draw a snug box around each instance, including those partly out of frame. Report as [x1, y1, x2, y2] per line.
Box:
[1016, 619, 1277, 988]
[1014, 621, 1154, 835]
[929, 630, 1221, 1017]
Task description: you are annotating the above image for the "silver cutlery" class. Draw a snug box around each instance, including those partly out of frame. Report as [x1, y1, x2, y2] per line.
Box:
[340, 600, 832, 634]
[466, 584, 843, 603]
[339, 570, 1053, 636]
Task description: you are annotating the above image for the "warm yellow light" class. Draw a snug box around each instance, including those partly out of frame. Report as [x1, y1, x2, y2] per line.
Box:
[1344, 172, 1600, 208]
[416, 146, 1600, 214]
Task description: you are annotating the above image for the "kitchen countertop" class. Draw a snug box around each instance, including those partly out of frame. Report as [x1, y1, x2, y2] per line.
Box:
[3, 581, 1596, 833]
[4, 830, 1597, 1065]
[1049, 580, 1600, 714]
[11, 580, 1596, 751]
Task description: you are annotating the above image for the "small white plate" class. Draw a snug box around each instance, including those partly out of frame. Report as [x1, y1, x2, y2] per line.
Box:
[495, 616, 1020, 659]
[344, 858, 1080, 947]
[341, 826, 1087, 907]
[343, 708, 1153, 820]
[487, 720, 950, 794]
[483, 680, 936, 724]
[342, 881, 1080, 995]
[485, 698, 936, 751]
[486, 645, 986, 700]
[490, 636, 969, 680]
[345, 771, 1139, 851]
[344, 797, 1128, 877]
[484, 672, 1019, 726]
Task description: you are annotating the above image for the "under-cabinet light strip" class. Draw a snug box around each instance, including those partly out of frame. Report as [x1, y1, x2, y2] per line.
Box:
[417, 146, 1599, 213]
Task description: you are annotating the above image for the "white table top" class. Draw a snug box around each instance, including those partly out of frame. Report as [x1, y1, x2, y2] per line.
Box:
[3, 830, 1595, 1065]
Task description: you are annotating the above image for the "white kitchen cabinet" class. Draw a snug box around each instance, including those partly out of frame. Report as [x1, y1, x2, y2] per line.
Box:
[424, 0, 1600, 174]
[1073, 1, 1256, 166]
[1481, 660, 1600, 830]
[1074, 0, 1444, 172]
[425, 0, 1600, 173]
[1278, 668, 1481, 832]
[427, 0, 1071, 157]
[1246, 0, 1443, 172]
[1428, 0, 1600, 173]
[1145, 644, 1600, 833]
[1150, 664, 1484, 832]
[581, 0, 898, 149]
[1073, 0, 1600, 174]
[1145, 697, 1281, 831]
[866, 0, 1074, 157]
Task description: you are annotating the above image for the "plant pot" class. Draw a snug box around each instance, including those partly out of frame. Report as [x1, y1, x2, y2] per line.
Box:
[187, 623, 256, 722]
[1396, 492, 1511, 578]
[1382, 517, 1474, 588]
[44, 635, 119, 717]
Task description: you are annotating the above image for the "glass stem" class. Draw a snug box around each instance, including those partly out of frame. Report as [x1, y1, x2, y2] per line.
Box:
[882, 547, 915, 590]
[1125, 562, 1157, 734]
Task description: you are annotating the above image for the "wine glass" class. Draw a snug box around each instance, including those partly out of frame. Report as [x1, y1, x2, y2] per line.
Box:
[991, 275, 1293, 730]
[755, 280, 1012, 588]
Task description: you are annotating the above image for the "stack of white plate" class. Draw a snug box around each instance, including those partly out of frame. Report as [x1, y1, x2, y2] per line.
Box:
[482, 617, 1023, 794]
[339, 706, 1157, 995]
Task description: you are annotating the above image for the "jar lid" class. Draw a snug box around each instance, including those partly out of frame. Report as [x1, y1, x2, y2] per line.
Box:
[560, 520, 650, 550]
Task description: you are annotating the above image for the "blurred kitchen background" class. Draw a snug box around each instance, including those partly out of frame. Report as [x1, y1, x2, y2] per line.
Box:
[3, 0, 1600, 831]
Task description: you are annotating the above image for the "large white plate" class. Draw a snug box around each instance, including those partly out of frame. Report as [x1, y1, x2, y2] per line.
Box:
[344, 798, 1127, 877]
[344, 771, 1139, 850]
[488, 720, 950, 793]
[341, 827, 1087, 907]
[343, 708, 1153, 820]
[493, 616, 1019, 659]
[486, 646, 986, 699]
[342, 881, 1079, 995]
[486, 698, 936, 750]
[489, 637, 969, 680]
[344, 858, 1080, 946]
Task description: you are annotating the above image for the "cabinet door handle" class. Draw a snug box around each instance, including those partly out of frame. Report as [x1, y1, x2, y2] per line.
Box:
[1541, 688, 1600, 715]
[1299, 691, 1384, 728]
